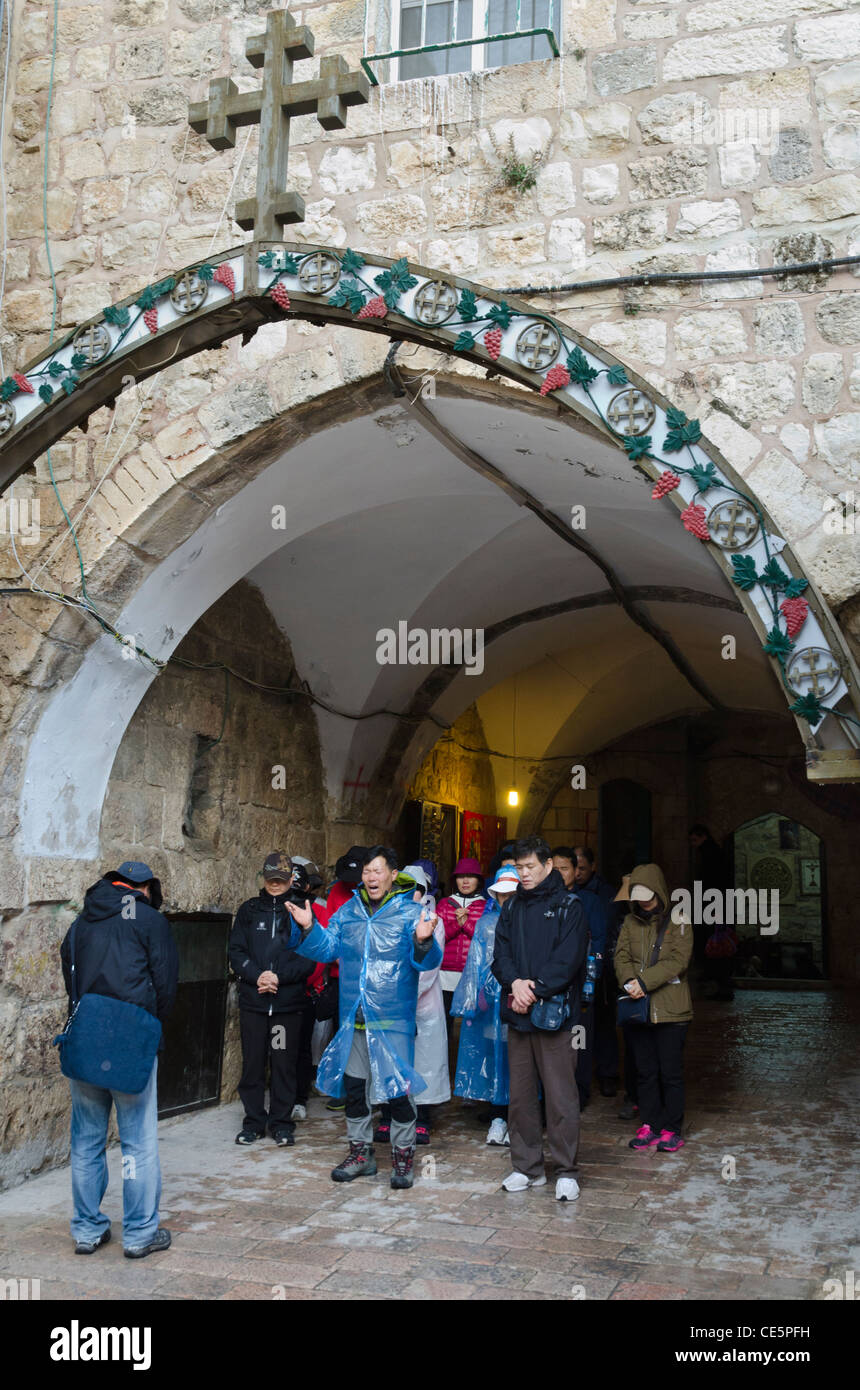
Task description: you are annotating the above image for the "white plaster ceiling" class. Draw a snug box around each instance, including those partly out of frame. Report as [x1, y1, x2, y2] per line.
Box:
[19, 384, 788, 857]
[250, 393, 787, 811]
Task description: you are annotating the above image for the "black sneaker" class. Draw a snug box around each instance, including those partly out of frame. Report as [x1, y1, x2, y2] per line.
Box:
[598, 1077, 619, 1097]
[271, 1126, 295, 1147]
[391, 1145, 415, 1190]
[235, 1128, 264, 1145]
[617, 1098, 639, 1121]
[124, 1228, 172, 1260]
[74, 1228, 111, 1255]
[326, 1098, 345, 1111]
[331, 1142, 378, 1182]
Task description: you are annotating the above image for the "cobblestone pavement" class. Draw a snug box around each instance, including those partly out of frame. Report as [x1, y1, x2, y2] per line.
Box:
[2, 991, 858, 1301]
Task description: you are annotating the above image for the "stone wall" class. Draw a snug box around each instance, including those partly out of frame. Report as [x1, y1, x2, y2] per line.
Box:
[407, 704, 498, 817]
[0, 577, 329, 1189]
[538, 710, 860, 978]
[539, 717, 690, 887]
[101, 578, 327, 908]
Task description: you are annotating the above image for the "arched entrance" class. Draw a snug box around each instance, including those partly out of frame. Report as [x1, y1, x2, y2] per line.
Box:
[731, 813, 826, 982]
[5, 242, 860, 864]
[5, 257, 860, 1192]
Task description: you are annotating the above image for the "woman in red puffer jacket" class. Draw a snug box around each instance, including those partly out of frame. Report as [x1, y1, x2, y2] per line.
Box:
[436, 858, 487, 1030]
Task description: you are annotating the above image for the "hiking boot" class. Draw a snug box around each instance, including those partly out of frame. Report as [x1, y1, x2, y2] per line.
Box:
[235, 1127, 264, 1145]
[124, 1229, 171, 1260]
[390, 1145, 415, 1190]
[629, 1124, 661, 1150]
[414, 1124, 430, 1146]
[656, 1129, 685, 1152]
[617, 1098, 638, 1121]
[74, 1228, 111, 1255]
[331, 1142, 377, 1183]
[373, 1121, 391, 1144]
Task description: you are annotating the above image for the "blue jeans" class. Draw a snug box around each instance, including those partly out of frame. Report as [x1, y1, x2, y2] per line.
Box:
[69, 1057, 161, 1250]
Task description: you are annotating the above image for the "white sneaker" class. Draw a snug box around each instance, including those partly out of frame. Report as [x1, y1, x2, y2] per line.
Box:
[502, 1170, 547, 1192]
[291, 1104, 307, 1122]
[486, 1118, 510, 1146]
[555, 1176, 580, 1202]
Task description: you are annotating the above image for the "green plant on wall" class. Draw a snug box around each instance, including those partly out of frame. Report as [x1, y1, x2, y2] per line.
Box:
[488, 131, 545, 196]
[501, 154, 539, 192]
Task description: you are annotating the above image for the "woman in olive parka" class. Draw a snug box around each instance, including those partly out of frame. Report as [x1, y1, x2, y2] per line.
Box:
[613, 862, 693, 1153]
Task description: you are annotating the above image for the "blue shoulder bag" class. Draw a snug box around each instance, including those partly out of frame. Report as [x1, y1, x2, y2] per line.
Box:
[530, 992, 571, 1031]
[53, 918, 162, 1093]
[616, 919, 671, 1027]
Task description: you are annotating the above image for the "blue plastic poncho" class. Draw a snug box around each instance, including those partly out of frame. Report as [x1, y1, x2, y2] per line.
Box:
[297, 881, 443, 1102]
[450, 899, 509, 1105]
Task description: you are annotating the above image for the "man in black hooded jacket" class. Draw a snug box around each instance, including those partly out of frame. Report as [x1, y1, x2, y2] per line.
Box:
[59, 860, 178, 1259]
[492, 836, 588, 1202]
[228, 852, 315, 1147]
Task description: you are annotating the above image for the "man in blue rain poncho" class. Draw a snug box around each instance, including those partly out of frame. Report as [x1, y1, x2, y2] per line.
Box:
[285, 846, 442, 1191]
[451, 866, 520, 1147]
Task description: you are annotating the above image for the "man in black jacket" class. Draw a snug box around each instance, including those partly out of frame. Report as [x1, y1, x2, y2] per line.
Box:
[492, 836, 588, 1202]
[59, 860, 178, 1259]
[228, 852, 315, 1147]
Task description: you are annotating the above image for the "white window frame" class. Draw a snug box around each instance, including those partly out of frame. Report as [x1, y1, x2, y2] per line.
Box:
[390, 0, 560, 83]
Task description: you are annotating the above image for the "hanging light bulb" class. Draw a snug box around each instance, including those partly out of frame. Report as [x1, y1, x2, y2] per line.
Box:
[507, 678, 518, 808]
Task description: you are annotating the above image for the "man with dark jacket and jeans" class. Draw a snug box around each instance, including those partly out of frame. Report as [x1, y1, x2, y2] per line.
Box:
[492, 836, 588, 1201]
[229, 852, 316, 1147]
[59, 861, 178, 1259]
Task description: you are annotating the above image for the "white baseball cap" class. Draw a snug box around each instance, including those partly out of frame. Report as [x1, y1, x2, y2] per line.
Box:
[630, 882, 656, 902]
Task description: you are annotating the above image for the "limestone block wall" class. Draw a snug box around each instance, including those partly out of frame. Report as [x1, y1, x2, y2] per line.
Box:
[100, 577, 328, 905]
[538, 717, 691, 887]
[537, 711, 860, 978]
[0, 577, 328, 1188]
[406, 704, 498, 819]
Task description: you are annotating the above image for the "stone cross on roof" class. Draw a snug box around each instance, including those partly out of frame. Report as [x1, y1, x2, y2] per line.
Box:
[188, 7, 370, 241]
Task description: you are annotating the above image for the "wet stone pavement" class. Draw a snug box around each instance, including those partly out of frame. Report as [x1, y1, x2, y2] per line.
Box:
[2, 991, 859, 1301]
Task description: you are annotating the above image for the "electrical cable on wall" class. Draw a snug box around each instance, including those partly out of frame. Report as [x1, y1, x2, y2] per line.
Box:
[498, 254, 860, 299]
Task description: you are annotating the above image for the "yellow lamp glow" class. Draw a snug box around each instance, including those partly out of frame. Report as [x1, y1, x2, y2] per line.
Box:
[507, 788, 519, 807]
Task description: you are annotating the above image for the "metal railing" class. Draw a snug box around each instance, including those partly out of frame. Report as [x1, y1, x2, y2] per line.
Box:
[361, 0, 560, 85]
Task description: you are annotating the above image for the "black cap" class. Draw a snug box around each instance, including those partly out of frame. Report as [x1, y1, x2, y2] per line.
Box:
[335, 846, 369, 885]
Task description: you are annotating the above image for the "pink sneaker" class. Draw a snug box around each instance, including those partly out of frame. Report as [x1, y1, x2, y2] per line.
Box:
[656, 1130, 685, 1152]
[628, 1124, 661, 1150]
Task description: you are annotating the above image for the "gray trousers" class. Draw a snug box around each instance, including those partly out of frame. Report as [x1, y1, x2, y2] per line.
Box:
[507, 1027, 580, 1179]
[344, 1028, 416, 1151]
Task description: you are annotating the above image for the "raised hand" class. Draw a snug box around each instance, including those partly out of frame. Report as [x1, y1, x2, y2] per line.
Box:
[415, 906, 438, 941]
[284, 898, 314, 931]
